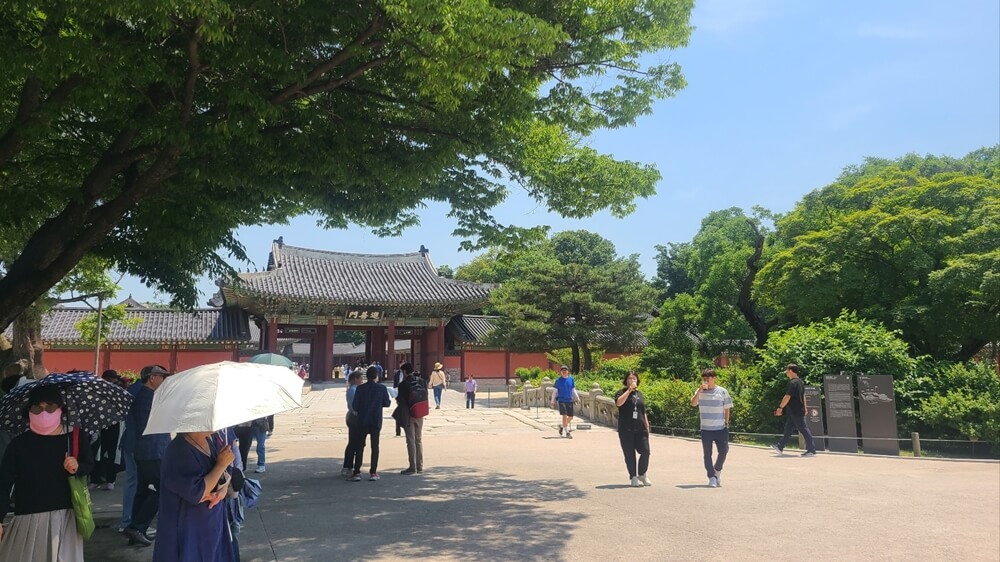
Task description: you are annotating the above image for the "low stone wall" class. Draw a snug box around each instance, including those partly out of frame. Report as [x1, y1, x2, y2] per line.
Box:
[508, 377, 619, 429]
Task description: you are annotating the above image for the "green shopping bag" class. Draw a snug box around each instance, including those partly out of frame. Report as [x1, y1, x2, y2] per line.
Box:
[68, 428, 95, 540]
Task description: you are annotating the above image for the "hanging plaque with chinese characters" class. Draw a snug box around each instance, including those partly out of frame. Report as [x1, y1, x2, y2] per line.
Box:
[344, 310, 382, 321]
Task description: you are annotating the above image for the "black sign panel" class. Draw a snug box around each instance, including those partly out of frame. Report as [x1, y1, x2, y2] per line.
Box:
[823, 374, 858, 453]
[856, 374, 899, 456]
[804, 387, 826, 451]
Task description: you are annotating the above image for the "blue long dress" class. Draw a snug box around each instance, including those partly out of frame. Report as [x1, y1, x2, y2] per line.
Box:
[152, 436, 235, 562]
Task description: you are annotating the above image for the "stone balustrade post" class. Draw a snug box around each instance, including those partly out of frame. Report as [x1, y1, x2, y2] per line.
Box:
[541, 377, 553, 409]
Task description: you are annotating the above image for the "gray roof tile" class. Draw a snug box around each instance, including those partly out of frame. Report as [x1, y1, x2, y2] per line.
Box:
[230, 244, 491, 306]
[7, 307, 257, 344]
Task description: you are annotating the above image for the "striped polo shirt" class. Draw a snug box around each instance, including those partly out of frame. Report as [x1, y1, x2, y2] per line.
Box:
[698, 386, 733, 430]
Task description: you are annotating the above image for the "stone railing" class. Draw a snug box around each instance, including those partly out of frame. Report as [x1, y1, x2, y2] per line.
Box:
[508, 378, 619, 429]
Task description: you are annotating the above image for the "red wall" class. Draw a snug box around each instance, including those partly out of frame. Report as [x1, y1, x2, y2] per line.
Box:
[509, 352, 551, 373]
[43, 351, 96, 373]
[43, 347, 238, 376]
[463, 350, 507, 380]
[175, 351, 239, 372]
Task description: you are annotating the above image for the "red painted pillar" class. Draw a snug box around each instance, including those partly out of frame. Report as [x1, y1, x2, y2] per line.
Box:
[386, 321, 396, 369]
[324, 320, 335, 382]
[266, 318, 278, 352]
[436, 320, 446, 365]
[371, 328, 384, 366]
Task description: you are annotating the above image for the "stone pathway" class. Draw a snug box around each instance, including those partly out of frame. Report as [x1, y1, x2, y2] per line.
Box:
[84, 386, 1000, 561]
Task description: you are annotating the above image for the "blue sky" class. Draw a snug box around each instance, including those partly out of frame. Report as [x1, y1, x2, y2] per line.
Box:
[119, 0, 1000, 304]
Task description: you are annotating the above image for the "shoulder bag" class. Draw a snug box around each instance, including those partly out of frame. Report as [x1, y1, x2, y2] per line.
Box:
[68, 427, 96, 540]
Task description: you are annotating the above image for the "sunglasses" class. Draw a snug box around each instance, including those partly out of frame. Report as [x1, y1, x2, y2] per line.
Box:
[29, 403, 61, 414]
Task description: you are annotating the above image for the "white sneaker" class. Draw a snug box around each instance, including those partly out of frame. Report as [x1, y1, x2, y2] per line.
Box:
[770, 444, 784, 455]
[630, 476, 641, 487]
[714, 470, 721, 487]
[254, 465, 266, 473]
[708, 476, 718, 488]
[638, 474, 652, 487]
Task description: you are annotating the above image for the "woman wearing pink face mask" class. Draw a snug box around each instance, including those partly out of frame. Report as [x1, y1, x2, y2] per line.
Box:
[0, 384, 94, 561]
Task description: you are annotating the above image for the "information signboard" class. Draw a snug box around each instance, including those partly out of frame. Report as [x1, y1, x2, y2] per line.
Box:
[823, 374, 858, 453]
[857, 374, 900, 456]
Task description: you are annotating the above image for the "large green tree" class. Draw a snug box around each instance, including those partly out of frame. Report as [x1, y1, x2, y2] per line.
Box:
[0, 0, 694, 331]
[757, 147, 1000, 361]
[489, 231, 655, 372]
[644, 207, 775, 375]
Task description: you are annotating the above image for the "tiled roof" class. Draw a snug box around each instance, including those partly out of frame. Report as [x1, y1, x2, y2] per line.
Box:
[448, 315, 498, 345]
[6, 307, 257, 344]
[448, 315, 649, 351]
[229, 243, 491, 306]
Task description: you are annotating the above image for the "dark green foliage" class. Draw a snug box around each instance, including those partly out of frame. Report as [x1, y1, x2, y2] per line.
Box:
[0, 0, 694, 329]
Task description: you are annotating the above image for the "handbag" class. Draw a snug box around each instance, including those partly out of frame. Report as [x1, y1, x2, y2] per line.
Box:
[346, 408, 359, 426]
[68, 427, 96, 540]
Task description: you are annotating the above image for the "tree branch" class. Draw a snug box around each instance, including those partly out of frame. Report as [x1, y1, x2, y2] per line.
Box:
[0, 76, 83, 170]
[298, 57, 390, 97]
[180, 17, 204, 126]
[269, 14, 384, 105]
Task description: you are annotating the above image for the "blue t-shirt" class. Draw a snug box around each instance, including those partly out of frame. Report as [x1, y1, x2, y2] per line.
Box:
[553, 376, 576, 403]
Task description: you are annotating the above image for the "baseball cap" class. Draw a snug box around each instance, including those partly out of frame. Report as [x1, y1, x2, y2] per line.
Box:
[560, 365, 570, 371]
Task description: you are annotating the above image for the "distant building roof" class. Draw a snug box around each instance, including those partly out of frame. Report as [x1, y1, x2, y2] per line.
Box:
[9, 307, 257, 345]
[222, 240, 492, 315]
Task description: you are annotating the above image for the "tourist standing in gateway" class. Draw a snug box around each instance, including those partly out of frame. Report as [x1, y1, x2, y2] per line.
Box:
[691, 368, 733, 487]
[550, 365, 580, 438]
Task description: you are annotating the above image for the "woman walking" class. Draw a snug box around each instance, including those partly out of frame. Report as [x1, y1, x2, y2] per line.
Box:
[429, 363, 448, 409]
[614, 371, 651, 488]
[0, 385, 94, 561]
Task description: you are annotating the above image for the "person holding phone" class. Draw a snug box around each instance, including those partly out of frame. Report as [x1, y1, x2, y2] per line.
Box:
[614, 371, 651, 487]
[691, 368, 733, 487]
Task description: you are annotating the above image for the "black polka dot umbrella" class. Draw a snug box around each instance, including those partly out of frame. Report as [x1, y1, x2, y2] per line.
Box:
[0, 372, 134, 435]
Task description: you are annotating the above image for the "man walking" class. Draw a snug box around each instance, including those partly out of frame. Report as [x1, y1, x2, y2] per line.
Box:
[691, 369, 733, 487]
[550, 365, 580, 438]
[123, 365, 171, 547]
[464, 375, 477, 409]
[118, 365, 153, 533]
[771, 364, 817, 457]
[349, 366, 392, 481]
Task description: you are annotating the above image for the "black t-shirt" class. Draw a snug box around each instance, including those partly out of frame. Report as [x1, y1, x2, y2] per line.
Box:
[614, 388, 648, 434]
[0, 430, 95, 519]
[785, 377, 806, 416]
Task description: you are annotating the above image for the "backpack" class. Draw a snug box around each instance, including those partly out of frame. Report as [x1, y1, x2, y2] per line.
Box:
[408, 377, 429, 419]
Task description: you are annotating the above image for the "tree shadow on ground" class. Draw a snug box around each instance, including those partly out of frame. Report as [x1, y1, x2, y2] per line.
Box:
[239, 458, 587, 562]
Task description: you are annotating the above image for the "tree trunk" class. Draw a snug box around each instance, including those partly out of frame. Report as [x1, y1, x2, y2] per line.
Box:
[570, 343, 580, 374]
[956, 337, 988, 363]
[581, 339, 593, 372]
[737, 220, 771, 348]
[10, 306, 47, 379]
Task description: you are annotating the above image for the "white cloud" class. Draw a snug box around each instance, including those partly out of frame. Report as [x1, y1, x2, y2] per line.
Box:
[856, 22, 929, 40]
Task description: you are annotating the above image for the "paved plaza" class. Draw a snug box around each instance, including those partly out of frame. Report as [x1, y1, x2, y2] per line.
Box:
[86, 385, 1000, 561]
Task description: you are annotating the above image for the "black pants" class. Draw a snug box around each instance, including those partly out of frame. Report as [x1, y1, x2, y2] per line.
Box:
[234, 425, 254, 469]
[701, 428, 729, 478]
[130, 459, 161, 532]
[345, 423, 363, 472]
[618, 431, 650, 479]
[777, 413, 816, 453]
[466, 392, 476, 408]
[355, 426, 381, 474]
[96, 424, 121, 484]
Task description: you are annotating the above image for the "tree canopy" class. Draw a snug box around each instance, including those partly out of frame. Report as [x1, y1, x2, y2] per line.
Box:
[488, 230, 656, 372]
[0, 0, 694, 331]
[757, 147, 1000, 361]
[643, 207, 774, 375]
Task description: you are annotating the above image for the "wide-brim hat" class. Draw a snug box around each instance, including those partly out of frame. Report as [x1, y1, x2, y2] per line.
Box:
[434, 362, 443, 370]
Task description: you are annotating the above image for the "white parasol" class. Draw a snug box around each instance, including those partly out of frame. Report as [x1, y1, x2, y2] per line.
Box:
[143, 361, 303, 434]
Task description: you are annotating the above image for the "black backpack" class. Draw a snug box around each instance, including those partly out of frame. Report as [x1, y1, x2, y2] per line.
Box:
[407, 376, 429, 418]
